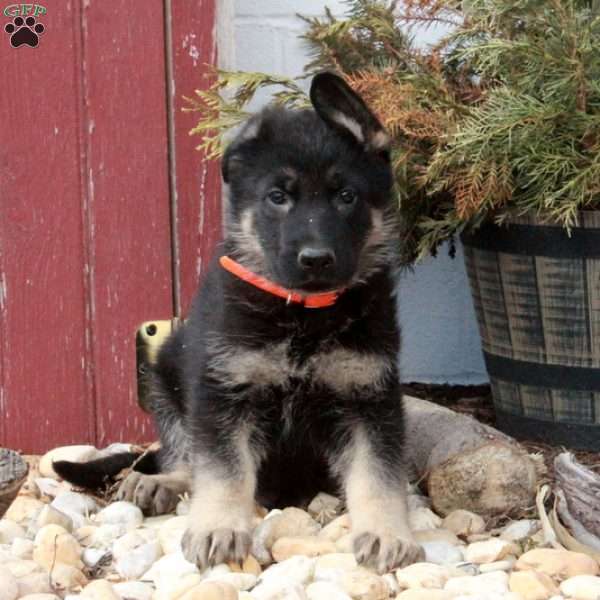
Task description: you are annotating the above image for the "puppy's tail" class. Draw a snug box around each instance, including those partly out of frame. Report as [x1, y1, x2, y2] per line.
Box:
[53, 450, 160, 491]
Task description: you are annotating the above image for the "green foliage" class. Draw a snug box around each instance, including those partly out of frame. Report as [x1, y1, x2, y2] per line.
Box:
[186, 0, 600, 263]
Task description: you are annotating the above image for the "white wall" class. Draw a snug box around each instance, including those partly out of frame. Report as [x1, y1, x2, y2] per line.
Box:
[222, 0, 488, 384]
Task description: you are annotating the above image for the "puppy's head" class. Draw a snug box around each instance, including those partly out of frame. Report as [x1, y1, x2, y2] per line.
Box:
[222, 72, 396, 292]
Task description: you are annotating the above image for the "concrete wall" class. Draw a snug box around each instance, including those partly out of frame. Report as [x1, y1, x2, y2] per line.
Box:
[220, 0, 488, 384]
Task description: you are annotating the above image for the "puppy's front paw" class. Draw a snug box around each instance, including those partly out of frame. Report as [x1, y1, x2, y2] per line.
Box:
[182, 527, 251, 570]
[115, 472, 179, 516]
[353, 531, 424, 573]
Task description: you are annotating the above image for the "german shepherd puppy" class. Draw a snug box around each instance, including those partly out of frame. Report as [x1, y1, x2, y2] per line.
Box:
[55, 73, 423, 573]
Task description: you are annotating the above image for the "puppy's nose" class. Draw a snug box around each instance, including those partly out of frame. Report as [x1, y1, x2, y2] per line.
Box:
[298, 247, 336, 271]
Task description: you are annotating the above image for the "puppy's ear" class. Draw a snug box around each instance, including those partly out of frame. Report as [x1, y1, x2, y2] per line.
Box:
[221, 113, 263, 183]
[310, 72, 390, 155]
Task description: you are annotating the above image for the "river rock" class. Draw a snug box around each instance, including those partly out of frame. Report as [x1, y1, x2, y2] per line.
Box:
[252, 581, 308, 600]
[442, 510, 486, 538]
[396, 591, 455, 600]
[515, 549, 599, 579]
[12, 537, 34, 559]
[464, 538, 518, 564]
[5, 497, 45, 525]
[479, 557, 516, 573]
[413, 529, 461, 546]
[509, 570, 559, 600]
[228, 554, 262, 576]
[113, 581, 154, 600]
[49, 564, 88, 591]
[319, 515, 351, 543]
[559, 575, 600, 600]
[36, 505, 74, 532]
[252, 508, 320, 564]
[51, 492, 99, 530]
[337, 568, 388, 600]
[15, 571, 53, 597]
[259, 555, 316, 586]
[395, 562, 453, 589]
[0, 519, 26, 543]
[271, 536, 336, 561]
[0, 567, 19, 600]
[500, 520, 539, 542]
[80, 579, 120, 600]
[158, 515, 187, 554]
[141, 551, 199, 590]
[95, 502, 143, 532]
[306, 581, 352, 600]
[204, 572, 258, 591]
[444, 571, 509, 595]
[179, 581, 238, 600]
[19, 595, 61, 600]
[314, 553, 357, 581]
[33, 524, 83, 570]
[420, 541, 464, 565]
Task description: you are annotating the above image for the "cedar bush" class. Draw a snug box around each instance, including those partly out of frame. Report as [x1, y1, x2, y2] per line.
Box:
[186, 0, 600, 263]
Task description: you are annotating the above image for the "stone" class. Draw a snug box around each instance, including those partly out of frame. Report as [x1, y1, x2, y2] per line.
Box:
[141, 551, 199, 590]
[12, 537, 34, 559]
[382, 573, 400, 596]
[442, 510, 486, 538]
[500, 520, 539, 542]
[252, 581, 308, 600]
[395, 562, 453, 589]
[39, 446, 98, 479]
[113, 581, 154, 600]
[337, 567, 389, 600]
[35, 478, 68, 499]
[88, 524, 123, 548]
[153, 572, 202, 600]
[444, 571, 509, 596]
[113, 531, 162, 579]
[559, 575, 600, 600]
[94, 501, 143, 531]
[395, 591, 455, 600]
[33, 524, 83, 570]
[420, 541, 464, 565]
[319, 514, 351, 543]
[464, 538, 518, 564]
[409, 508, 443, 531]
[510, 570, 560, 600]
[515, 549, 599, 579]
[204, 572, 258, 591]
[271, 536, 337, 561]
[228, 554, 262, 576]
[314, 553, 358, 581]
[49, 564, 88, 591]
[335, 533, 354, 553]
[158, 515, 187, 554]
[74, 525, 97, 547]
[36, 505, 74, 532]
[0, 519, 26, 543]
[479, 557, 516, 573]
[259, 555, 316, 586]
[3, 559, 43, 579]
[179, 582, 239, 600]
[19, 596, 60, 600]
[81, 579, 121, 600]
[51, 492, 99, 530]
[252, 507, 321, 564]
[0, 567, 19, 600]
[307, 493, 343, 525]
[82, 548, 110, 569]
[5, 497, 45, 525]
[306, 581, 352, 600]
[15, 571, 53, 597]
[413, 529, 461, 546]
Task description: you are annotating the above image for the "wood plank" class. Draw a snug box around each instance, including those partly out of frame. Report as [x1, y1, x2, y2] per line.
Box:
[169, 0, 221, 315]
[81, 0, 174, 446]
[0, 2, 95, 452]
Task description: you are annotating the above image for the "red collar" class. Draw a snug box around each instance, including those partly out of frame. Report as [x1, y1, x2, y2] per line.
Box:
[220, 255, 342, 308]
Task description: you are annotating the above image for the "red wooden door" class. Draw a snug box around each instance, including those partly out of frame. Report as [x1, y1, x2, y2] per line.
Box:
[0, 0, 220, 453]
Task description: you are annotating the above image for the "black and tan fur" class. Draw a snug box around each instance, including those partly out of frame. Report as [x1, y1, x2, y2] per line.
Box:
[55, 73, 423, 572]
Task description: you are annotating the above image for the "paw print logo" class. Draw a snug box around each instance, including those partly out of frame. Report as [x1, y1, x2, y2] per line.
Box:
[4, 16, 45, 48]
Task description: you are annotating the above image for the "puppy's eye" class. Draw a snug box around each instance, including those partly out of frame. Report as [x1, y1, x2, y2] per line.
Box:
[266, 190, 287, 206]
[339, 188, 357, 205]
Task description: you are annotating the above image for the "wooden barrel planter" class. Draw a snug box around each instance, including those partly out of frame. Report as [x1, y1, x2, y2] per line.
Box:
[461, 212, 600, 451]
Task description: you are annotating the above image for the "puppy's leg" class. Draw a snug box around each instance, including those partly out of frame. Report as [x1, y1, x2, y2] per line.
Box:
[336, 425, 423, 573]
[182, 429, 256, 569]
[115, 468, 191, 516]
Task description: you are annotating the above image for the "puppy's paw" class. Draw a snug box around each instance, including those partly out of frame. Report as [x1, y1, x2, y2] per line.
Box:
[182, 527, 251, 570]
[353, 531, 424, 573]
[115, 472, 179, 516]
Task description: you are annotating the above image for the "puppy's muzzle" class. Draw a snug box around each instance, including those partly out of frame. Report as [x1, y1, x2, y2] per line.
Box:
[297, 247, 336, 273]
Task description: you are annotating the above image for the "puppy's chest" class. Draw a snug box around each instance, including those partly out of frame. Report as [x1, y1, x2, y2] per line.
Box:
[206, 333, 393, 395]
